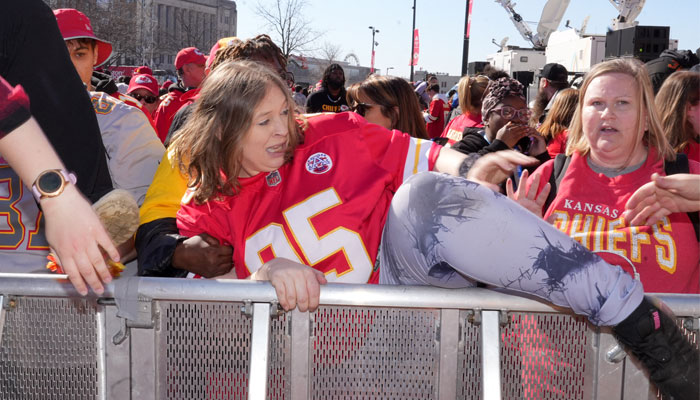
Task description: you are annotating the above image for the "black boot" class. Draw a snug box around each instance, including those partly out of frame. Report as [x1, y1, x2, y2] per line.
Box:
[613, 297, 699, 400]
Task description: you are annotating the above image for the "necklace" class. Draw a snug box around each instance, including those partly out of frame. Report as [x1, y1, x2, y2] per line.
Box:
[327, 93, 342, 103]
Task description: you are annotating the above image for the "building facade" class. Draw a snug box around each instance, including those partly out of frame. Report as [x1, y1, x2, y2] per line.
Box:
[44, 0, 236, 72]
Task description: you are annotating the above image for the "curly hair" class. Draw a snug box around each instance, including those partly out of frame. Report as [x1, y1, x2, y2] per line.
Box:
[321, 63, 345, 89]
[209, 34, 287, 74]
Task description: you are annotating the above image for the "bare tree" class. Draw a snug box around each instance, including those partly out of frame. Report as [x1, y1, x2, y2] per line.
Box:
[318, 42, 343, 65]
[254, 0, 322, 59]
[44, 0, 141, 66]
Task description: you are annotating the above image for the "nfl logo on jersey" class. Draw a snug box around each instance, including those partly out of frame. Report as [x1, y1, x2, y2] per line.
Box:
[305, 153, 333, 174]
[266, 171, 282, 186]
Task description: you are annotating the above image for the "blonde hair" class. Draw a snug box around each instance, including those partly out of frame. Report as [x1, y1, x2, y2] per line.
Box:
[458, 75, 489, 115]
[566, 58, 675, 163]
[655, 71, 700, 153]
[538, 88, 579, 141]
[171, 61, 300, 203]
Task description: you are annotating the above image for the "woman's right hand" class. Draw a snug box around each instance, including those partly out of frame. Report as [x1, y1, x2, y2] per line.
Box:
[251, 258, 328, 312]
[496, 122, 535, 148]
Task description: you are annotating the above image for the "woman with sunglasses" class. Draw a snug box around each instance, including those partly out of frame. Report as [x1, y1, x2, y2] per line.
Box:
[346, 75, 429, 139]
[452, 77, 545, 159]
[127, 74, 162, 117]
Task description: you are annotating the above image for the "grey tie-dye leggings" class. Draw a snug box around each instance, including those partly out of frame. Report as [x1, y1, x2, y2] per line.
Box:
[379, 172, 643, 326]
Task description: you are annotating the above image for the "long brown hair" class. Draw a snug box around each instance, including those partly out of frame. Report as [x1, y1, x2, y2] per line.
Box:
[655, 71, 700, 153]
[538, 88, 579, 141]
[458, 74, 489, 116]
[347, 75, 429, 139]
[566, 58, 675, 163]
[171, 61, 300, 203]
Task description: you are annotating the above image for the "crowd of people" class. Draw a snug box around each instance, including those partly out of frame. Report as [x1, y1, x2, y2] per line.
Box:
[1, 1, 699, 398]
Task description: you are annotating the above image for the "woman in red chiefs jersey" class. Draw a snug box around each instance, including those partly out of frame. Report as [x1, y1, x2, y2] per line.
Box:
[170, 60, 697, 399]
[512, 58, 700, 294]
[655, 71, 700, 163]
[440, 74, 489, 146]
[346, 75, 429, 139]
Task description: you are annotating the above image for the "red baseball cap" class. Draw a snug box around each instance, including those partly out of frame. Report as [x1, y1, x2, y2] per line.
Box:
[53, 8, 113, 67]
[127, 74, 159, 97]
[134, 65, 153, 75]
[175, 47, 206, 70]
[206, 37, 241, 70]
[160, 79, 174, 90]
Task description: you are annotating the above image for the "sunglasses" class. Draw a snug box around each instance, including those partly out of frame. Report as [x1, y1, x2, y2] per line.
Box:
[352, 102, 377, 117]
[130, 93, 158, 104]
[491, 105, 532, 123]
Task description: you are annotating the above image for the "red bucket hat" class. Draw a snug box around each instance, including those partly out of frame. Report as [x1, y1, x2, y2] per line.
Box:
[175, 47, 206, 70]
[53, 8, 113, 67]
[127, 74, 159, 97]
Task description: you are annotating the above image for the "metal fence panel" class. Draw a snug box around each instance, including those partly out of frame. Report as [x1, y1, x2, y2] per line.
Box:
[309, 306, 440, 399]
[154, 300, 290, 400]
[0, 297, 98, 400]
[500, 312, 593, 400]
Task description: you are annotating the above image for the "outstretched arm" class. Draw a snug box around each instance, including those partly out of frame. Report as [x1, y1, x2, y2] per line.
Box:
[433, 146, 537, 190]
[623, 173, 700, 226]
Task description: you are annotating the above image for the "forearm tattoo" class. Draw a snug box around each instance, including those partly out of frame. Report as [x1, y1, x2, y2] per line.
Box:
[458, 153, 481, 179]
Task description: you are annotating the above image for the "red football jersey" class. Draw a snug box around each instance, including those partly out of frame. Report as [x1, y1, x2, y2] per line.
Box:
[440, 112, 483, 146]
[177, 112, 441, 283]
[529, 148, 700, 293]
[153, 88, 195, 143]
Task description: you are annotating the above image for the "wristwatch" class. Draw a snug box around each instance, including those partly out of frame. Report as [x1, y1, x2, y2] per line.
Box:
[31, 169, 77, 202]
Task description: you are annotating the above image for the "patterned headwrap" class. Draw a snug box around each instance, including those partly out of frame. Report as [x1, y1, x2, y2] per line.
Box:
[481, 77, 525, 121]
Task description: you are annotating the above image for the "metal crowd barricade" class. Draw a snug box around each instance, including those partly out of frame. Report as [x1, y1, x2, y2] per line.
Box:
[0, 275, 698, 400]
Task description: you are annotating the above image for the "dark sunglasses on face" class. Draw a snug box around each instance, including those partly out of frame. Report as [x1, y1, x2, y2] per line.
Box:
[492, 105, 532, 123]
[352, 102, 377, 117]
[130, 93, 158, 104]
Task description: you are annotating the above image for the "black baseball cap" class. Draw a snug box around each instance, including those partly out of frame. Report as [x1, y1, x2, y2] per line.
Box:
[541, 63, 568, 83]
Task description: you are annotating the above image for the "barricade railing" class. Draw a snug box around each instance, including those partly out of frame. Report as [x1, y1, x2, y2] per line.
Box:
[0, 275, 698, 400]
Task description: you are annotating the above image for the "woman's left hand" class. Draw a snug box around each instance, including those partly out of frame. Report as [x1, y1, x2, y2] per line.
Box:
[506, 169, 550, 218]
[466, 150, 538, 190]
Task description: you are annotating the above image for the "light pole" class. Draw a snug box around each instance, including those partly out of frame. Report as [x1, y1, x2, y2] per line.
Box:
[386, 66, 394, 76]
[410, 0, 417, 82]
[368, 26, 379, 74]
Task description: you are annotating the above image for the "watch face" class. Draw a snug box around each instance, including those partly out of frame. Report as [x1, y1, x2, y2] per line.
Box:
[39, 171, 63, 194]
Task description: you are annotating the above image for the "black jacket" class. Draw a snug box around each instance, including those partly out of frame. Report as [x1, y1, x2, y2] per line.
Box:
[91, 70, 119, 95]
[451, 127, 510, 156]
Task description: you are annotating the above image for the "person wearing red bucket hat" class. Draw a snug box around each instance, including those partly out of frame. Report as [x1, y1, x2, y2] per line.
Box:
[152, 47, 206, 143]
[54, 8, 164, 208]
[127, 74, 161, 116]
[53, 8, 113, 71]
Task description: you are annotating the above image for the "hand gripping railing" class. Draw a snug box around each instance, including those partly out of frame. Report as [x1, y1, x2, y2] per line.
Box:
[0, 274, 698, 400]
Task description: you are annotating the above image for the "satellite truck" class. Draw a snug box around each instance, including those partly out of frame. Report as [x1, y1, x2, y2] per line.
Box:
[486, 0, 676, 101]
